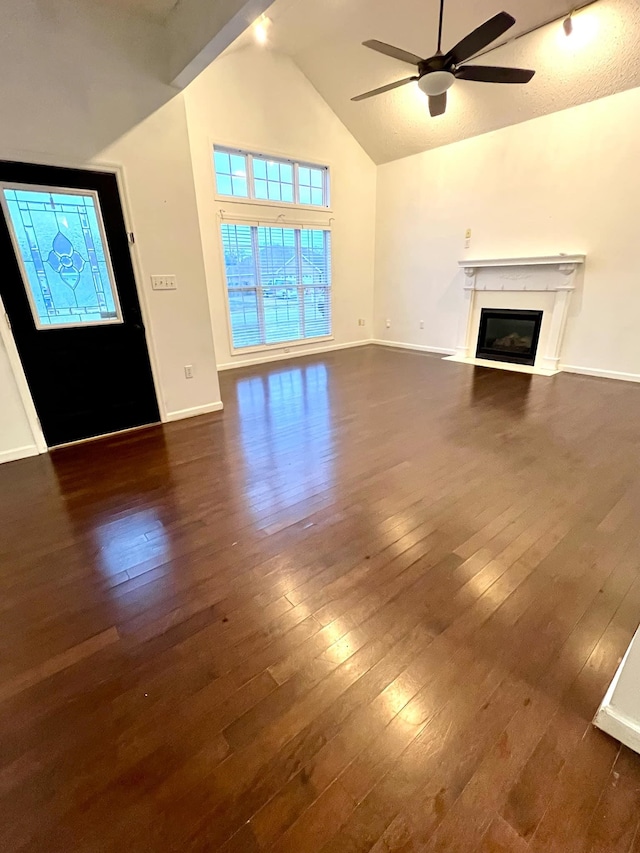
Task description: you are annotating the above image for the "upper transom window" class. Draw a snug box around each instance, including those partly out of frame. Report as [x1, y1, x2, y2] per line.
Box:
[213, 146, 330, 208]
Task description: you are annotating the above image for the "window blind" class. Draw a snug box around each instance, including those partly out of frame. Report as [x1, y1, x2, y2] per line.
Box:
[221, 223, 332, 350]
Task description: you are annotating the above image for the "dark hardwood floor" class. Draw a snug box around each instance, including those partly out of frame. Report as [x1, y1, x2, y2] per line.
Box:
[2, 345, 640, 852]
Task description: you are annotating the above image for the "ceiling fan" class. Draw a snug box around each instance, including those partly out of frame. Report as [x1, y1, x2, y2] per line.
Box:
[352, 0, 535, 116]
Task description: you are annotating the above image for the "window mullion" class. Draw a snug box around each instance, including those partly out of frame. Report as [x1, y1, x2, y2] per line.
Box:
[296, 228, 306, 338]
[293, 163, 300, 205]
[247, 154, 255, 200]
[252, 226, 267, 344]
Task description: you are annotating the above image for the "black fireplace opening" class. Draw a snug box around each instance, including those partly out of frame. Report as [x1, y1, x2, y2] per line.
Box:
[476, 309, 543, 366]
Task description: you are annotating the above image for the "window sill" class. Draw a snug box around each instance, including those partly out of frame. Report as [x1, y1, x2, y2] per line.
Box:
[215, 195, 333, 215]
[230, 335, 334, 357]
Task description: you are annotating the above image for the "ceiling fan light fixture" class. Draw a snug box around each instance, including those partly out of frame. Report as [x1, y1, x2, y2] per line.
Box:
[418, 70, 455, 97]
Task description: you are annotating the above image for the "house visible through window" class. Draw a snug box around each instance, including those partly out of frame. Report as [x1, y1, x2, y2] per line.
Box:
[214, 146, 330, 208]
[221, 224, 332, 350]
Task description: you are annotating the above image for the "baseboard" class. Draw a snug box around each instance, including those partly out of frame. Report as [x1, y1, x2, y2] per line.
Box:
[371, 339, 456, 356]
[217, 339, 371, 371]
[560, 364, 640, 383]
[0, 444, 40, 465]
[164, 401, 224, 422]
[593, 626, 640, 753]
[594, 705, 640, 754]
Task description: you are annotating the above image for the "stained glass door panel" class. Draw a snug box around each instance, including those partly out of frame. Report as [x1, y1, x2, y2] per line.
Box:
[0, 186, 122, 329]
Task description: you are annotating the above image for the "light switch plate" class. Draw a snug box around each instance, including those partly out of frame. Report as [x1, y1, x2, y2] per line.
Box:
[151, 275, 177, 291]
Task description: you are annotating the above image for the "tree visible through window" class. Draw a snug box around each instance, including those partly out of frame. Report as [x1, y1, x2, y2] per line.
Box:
[221, 224, 332, 349]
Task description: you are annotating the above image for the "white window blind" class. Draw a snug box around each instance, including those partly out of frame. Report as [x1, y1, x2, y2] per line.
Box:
[221, 223, 332, 350]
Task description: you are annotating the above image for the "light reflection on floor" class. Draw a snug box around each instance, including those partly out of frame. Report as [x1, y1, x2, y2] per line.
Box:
[235, 363, 335, 518]
[93, 508, 170, 577]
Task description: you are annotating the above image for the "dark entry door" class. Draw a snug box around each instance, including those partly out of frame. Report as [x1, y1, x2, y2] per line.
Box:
[0, 161, 159, 447]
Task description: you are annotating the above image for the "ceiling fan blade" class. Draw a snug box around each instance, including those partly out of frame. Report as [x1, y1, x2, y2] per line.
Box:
[352, 76, 419, 101]
[362, 39, 423, 67]
[455, 65, 535, 84]
[445, 11, 515, 65]
[429, 92, 447, 117]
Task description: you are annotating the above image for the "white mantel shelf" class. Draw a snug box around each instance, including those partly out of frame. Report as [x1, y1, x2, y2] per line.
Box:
[459, 254, 586, 269]
[446, 253, 587, 377]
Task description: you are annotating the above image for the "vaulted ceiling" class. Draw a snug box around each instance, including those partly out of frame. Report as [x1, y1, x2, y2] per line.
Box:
[242, 0, 640, 163]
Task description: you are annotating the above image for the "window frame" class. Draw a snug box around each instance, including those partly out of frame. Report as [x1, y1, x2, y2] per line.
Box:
[213, 145, 332, 211]
[218, 218, 334, 356]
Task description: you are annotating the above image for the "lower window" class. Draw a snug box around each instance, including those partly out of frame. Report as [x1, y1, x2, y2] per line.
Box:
[220, 223, 332, 350]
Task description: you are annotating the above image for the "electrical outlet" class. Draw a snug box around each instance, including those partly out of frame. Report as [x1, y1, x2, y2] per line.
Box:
[358, 318, 366, 327]
[184, 364, 194, 379]
[464, 228, 471, 249]
[151, 275, 177, 291]
[419, 320, 424, 329]
[385, 319, 391, 329]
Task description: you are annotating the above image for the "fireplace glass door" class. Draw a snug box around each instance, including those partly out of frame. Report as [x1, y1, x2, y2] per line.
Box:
[476, 309, 543, 366]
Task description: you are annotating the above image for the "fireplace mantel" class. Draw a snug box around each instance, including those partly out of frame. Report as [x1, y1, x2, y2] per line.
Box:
[446, 254, 586, 376]
[459, 255, 585, 291]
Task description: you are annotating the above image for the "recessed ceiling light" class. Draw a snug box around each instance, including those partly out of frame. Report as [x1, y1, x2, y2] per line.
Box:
[254, 16, 270, 45]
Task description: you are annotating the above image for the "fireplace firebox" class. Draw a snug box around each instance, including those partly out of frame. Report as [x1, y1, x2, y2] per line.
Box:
[476, 309, 543, 366]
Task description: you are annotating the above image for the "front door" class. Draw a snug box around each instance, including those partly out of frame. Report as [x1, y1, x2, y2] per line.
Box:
[0, 161, 159, 447]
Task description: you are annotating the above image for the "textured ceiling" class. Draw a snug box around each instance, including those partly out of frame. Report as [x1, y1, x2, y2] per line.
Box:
[244, 0, 640, 163]
[105, 0, 180, 21]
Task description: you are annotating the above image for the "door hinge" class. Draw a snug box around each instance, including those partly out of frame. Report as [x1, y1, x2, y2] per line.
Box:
[127, 231, 135, 245]
[4, 311, 11, 330]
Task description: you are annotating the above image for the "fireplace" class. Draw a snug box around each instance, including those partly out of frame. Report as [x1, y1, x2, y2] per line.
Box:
[475, 309, 543, 366]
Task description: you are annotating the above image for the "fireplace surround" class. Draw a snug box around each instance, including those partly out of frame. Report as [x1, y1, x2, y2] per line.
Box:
[445, 254, 586, 376]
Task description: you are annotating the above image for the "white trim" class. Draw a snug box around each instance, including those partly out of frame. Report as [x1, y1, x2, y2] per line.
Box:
[594, 630, 640, 753]
[217, 339, 370, 371]
[0, 444, 40, 465]
[110, 163, 167, 422]
[219, 210, 333, 228]
[459, 254, 586, 269]
[593, 705, 640, 754]
[165, 401, 224, 422]
[0, 293, 47, 453]
[216, 195, 334, 215]
[371, 339, 456, 356]
[231, 334, 334, 358]
[560, 364, 640, 383]
[368, 340, 640, 384]
[444, 354, 559, 376]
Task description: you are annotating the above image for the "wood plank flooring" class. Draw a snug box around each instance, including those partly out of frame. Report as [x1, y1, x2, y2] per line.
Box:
[2, 344, 640, 851]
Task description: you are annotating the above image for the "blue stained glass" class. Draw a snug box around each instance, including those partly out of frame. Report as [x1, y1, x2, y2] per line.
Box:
[2, 187, 120, 328]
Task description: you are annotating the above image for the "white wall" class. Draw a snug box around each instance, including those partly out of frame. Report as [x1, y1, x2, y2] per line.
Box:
[374, 85, 640, 381]
[183, 46, 377, 369]
[0, 0, 222, 461]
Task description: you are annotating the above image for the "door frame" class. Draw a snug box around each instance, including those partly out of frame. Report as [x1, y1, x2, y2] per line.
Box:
[0, 151, 166, 454]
